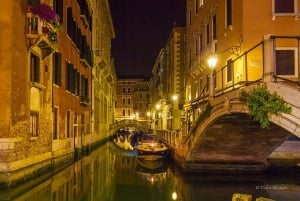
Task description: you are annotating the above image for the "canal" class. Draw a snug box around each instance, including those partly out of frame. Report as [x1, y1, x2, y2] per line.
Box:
[0, 141, 299, 201]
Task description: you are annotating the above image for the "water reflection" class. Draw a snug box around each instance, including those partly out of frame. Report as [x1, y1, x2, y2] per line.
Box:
[0, 141, 299, 201]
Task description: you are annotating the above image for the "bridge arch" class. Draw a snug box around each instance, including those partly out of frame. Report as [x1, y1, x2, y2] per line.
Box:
[176, 83, 298, 172]
[109, 119, 151, 135]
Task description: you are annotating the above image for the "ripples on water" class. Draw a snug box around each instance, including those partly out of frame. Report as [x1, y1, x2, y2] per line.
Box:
[0, 141, 299, 201]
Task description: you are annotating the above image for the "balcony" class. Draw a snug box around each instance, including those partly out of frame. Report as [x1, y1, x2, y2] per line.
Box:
[26, 12, 57, 58]
[80, 50, 93, 67]
[80, 96, 89, 106]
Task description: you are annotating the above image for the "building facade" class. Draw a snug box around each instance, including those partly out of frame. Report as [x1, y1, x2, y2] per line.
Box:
[0, 0, 116, 186]
[133, 80, 151, 124]
[52, 0, 93, 163]
[91, 0, 116, 145]
[149, 49, 168, 131]
[184, 0, 300, 135]
[164, 27, 185, 131]
[149, 27, 185, 133]
[115, 76, 150, 124]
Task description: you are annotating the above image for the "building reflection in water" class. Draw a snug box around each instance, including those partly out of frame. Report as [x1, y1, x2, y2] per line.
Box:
[0, 141, 299, 201]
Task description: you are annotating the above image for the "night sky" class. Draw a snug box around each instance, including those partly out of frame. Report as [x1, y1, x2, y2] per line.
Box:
[110, 0, 186, 78]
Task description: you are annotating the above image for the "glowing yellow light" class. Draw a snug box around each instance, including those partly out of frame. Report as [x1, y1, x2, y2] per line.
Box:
[172, 192, 178, 200]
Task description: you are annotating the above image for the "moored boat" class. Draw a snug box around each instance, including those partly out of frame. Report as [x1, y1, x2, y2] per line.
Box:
[135, 134, 169, 160]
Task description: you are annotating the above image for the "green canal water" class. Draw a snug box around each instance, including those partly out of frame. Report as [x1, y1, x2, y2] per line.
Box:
[0, 141, 299, 201]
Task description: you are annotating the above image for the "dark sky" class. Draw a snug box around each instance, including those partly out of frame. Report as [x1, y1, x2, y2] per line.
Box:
[110, 0, 186, 78]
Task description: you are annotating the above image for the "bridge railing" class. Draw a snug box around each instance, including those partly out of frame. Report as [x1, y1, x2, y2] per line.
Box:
[178, 35, 300, 155]
[214, 36, 300, 97]
[214, 41, 264, 97]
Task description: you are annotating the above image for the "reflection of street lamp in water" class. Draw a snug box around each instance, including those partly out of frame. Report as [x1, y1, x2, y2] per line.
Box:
[171, 191, 178, 200]
[208, 57, 217, 98]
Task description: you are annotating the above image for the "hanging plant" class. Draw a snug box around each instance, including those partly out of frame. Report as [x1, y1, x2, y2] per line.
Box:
[48, 31, 58, 43]
[240, 84, 291, 128]
[31, 3, 58, 22]
[30, 2, 62, 44]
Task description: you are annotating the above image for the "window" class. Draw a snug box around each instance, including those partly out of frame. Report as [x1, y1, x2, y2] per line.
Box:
[53, 107, 58, 139]
[274, 0, 294, 13]
[30, 53, 40, 83]
[227, 59, 233, 83]
[226, 0, 232, 27]
[127, 98, 131, 105]
[81, 75, 88, 100]
[206, 24, 210, 45]
[189, 10, 192, 25]
[66, 61, 73, 92]
[53, 52, 62, 85]
[30, 112, 39, 137]
[275, 49, 296, 76]
[65, 63, 80, 95]
[122, 87, 126, 93]
[67, 7, 74, 39]
[195, 0, 199, 14]
[122, 109, 126, 116]
[127, 109, 131, 116]
[74, 113, 78, 138]
[127, 87, 131, 93]
[66, 111, 71, 138]
[80, 114, 85, 136]
[75, 70, 80, 96]
[213, 15, 217, 40]
[53, 0, 63, 22]
[200, 33, 203, 51]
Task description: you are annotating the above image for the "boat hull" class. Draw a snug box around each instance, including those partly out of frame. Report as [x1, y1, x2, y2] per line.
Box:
[136, 155, 165, 169]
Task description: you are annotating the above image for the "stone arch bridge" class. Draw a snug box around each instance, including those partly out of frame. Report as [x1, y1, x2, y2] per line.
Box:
[171, 35, 300, 173]
[109, 119, 151, 135]
[174, 80, 300, 173]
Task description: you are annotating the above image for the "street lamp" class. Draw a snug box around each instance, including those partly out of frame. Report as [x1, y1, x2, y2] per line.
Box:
[172, 94, 178, 101]
[155, 103, 161, 110]
[207, 56, 217, 98]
